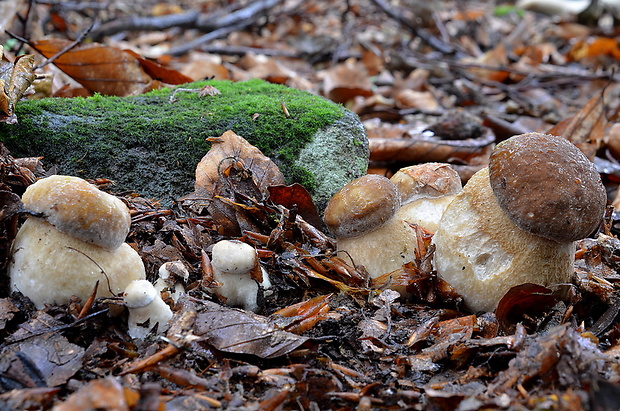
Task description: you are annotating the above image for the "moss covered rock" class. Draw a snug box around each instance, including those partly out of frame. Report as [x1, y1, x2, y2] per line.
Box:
[0, 79, 369, 210]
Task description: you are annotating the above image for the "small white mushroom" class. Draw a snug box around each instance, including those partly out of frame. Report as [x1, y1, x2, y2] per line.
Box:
[432, 133, 607, 312]
[209, 240, 271, 312]
[155, 261, 190, 304]
[9, 175, 145, 308]
[124, 280, 173, 339]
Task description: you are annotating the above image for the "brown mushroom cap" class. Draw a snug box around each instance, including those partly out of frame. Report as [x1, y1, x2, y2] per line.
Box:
[489, 133, 606, 242]
[323, 174, 401, 239]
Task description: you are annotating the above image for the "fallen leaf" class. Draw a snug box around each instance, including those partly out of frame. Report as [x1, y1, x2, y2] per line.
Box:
[53, 377, 131, 411]
[193, 300, 309, 359]
[194, 130, 286, 199]
[0, 46, 36, 124]
[495, 283, 557, 334]
[547, 90, 608, 159]
[30, 39, 156, 96]
[268, 183, 322, 228]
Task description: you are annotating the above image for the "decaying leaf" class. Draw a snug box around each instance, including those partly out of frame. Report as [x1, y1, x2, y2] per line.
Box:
[53, 377, 132, 411]
[0, 46, 36, 124]
[193, 300, 309, 359]
[268, 183, 322, 228]
[495, 283, 558, 334]
[547, 90, 609, 159]
[186, 130, 286, 235]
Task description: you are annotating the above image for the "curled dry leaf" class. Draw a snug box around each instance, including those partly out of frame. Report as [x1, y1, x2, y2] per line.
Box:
[494, 283, 557, 334]
[0, 46, 36, 124]
[194, 130, 285, 199]
[547, 90, 608, 160]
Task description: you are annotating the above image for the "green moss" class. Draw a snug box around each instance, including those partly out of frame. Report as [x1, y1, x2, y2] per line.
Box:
[0, 79, 345, 200]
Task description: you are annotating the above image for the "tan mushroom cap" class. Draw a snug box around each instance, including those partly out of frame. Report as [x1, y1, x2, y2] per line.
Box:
[391, 163, 462, 204]
[22, 175, 131, 251]
[489, 133, 606, 243]
[323, 174, 401, 239]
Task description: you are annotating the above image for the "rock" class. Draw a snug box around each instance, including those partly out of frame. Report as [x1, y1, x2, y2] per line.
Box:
[0, 79, 369, 210]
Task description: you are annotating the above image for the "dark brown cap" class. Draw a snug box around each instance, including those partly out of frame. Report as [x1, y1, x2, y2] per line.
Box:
[489, 133, 606, 242]
[323, 174, 400, 239]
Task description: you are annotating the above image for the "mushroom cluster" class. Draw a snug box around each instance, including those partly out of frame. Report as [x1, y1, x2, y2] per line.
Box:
[9, 175, 146, 308]
[322, 166, 461, 282]
[432, 133, 607, 312]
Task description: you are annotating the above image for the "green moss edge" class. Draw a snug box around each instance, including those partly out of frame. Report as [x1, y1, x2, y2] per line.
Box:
[0, 79, 345, 195]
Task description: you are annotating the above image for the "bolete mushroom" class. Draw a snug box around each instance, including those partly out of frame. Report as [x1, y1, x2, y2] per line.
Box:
[391, 163, 462, 233]
[9, 175, 146, 308]
[432, 133, 606, 312]
[323, 174, 419, 279]
[124, 279, 173, 339]
[209, 239, 271, 312]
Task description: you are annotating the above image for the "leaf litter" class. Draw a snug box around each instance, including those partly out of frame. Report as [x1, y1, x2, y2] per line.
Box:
[1, 1, 620, 409]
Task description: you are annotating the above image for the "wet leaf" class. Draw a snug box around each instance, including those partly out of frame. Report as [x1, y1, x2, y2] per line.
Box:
[495, 283, 558, 334]
[268, 183, 322, 228]
[194, 300, 309, 359]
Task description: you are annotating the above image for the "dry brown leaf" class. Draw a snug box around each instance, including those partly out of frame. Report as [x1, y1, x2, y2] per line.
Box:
[30, 39, 156, 96]
[547, 90, 607, 159]
[462, 43, 510, 83]
[321, 59, 373, 104]
[0, 46, 36, 124]
[194, 130, 285, 199]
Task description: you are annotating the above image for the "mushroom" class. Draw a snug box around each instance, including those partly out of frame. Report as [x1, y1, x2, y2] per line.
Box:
[9, 175, 146, 308]
[155, 261, 190, 304]
[209, 240, 271, 312]
[391, 163, 462, 233]
[432, 133, 607, 312]
[124, 279, 173, 339]
[323, 174, 419, 279]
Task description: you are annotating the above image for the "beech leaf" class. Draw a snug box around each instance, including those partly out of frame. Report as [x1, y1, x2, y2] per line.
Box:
[0, 47, 36, 124]
[193, 300, 309, 359]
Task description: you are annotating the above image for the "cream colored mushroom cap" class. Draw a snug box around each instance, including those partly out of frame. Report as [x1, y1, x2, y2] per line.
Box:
[22, 175, 131, 251]
[124, 280, 158, 308]
[211, 240, 257, 274]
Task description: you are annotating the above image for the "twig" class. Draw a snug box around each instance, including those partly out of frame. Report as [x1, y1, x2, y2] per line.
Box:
[368, 0, 457, 56]
[88, 11, 200, 41]
[36, 20, 97, 69]
[167, 0, 284, 56]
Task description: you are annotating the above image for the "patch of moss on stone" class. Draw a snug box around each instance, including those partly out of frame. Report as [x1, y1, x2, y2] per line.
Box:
[0, 79, 351, 202]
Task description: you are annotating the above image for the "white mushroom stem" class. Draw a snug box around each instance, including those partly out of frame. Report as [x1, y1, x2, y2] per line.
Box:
[209, 240, 271, 312]
[124, 280, 173, 339]
[10, 218, 146, 309]
[431, 168, 574, 312]
[337, 218, 419, 279]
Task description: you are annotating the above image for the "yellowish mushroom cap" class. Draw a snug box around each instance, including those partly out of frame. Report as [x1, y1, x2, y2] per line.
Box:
[22, 175, 131, 251]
